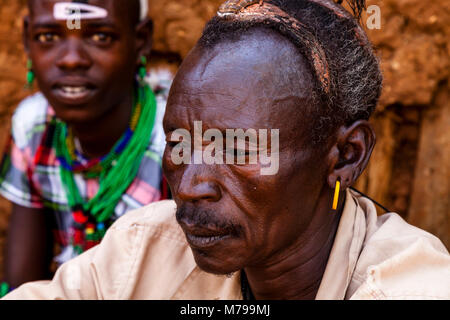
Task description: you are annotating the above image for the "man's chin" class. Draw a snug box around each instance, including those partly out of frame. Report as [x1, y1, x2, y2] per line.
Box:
[54, 112, 97, 125]
[191, 248, 243, 275]
[46, 95, 103, 124]
[49, 102, 101, 125]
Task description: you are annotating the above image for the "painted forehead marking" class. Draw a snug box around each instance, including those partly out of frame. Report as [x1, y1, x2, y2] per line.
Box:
[53, 2, 108, 20]
[53, 1, 149, 21]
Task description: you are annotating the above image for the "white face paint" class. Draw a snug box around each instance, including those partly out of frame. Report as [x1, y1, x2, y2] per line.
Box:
[54, 1, 149, 21]
[139, 0, 148, 21]
[53, 2, 108, 20]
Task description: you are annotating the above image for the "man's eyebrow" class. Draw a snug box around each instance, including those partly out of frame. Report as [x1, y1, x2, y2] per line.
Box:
[83, 22, 119, 29]
[31, 18, 118, 30]
[32, 22, 64, 29]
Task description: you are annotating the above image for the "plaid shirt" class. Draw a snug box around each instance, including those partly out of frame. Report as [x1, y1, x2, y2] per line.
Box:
[0, 71, 171, 264]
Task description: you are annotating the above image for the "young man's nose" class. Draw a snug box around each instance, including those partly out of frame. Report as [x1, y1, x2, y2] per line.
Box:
[177, 164, 222, 203]
[56, 39, 92, 71]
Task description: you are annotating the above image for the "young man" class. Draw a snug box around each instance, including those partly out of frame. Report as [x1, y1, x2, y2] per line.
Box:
[2, 0, 449, 300]
[0, 0, 170, 294]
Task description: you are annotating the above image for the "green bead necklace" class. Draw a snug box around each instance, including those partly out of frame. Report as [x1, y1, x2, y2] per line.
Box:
[53, 84, 157, 253]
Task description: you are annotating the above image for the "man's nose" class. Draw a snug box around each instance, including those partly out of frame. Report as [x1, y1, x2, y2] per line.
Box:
[177, 164, 222, 203]
[56, 39, 92, 71]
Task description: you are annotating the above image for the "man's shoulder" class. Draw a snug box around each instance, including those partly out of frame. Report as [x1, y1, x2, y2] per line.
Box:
[350, 199, 450, 299]
[351, 235, 450, 299]
[365, 211, 448, 255]
[89, 200, 198, 299]
[13, 92, 49, 125]
[146, 69, 173, 158]
[354, 194, 449, 266]
[109, 200, 185, 243]
[12, 92, 50, 149]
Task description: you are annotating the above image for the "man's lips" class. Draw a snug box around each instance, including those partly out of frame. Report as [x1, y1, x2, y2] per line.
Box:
[181, 225, 232, 248]
[185, 233, 231, 248]
[51, 80, 97, 104]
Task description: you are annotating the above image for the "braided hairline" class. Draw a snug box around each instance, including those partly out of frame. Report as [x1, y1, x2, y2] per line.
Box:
[218, 1, 331, 95]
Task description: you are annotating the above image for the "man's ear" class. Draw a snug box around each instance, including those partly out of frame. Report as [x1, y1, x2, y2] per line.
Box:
[327, 120, 376, 189]
[23, 16, 31, 55]
[135, 18, 153, 64]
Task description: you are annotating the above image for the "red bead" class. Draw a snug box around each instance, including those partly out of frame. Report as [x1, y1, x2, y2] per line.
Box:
[85, 240, 99, 251]
[73, 210, 88, 224]
[73, 229, 84, 244]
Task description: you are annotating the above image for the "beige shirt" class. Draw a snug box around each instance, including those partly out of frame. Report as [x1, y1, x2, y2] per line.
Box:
[3, 190, 450, 300]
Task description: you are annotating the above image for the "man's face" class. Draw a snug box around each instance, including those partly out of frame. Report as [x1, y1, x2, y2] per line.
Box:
[163, 30, 331, 275]
[26, 0, 139, 124]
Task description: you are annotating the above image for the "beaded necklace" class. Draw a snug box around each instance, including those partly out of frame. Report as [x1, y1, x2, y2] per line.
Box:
[54, 84, 157, 254]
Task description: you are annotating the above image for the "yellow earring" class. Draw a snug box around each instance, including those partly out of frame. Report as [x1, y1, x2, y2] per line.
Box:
[332, 179, 341, 210]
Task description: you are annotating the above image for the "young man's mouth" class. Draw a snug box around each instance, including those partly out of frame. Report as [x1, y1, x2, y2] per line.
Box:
[52, 83, 97, 104]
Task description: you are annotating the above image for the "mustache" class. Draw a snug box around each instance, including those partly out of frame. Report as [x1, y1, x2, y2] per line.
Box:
[176, 205, 241, 235]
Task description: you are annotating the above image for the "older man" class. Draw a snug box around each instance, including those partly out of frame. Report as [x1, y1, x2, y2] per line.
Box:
[3, 0, 450, 300]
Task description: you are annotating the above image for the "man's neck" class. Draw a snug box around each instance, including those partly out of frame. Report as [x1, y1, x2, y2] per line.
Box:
[69, 95, 134, 159]
[244, 200, 343, 300]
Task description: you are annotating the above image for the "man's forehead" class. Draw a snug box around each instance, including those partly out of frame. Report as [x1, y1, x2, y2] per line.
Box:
[174, 34, 314, 110]
[167, 41, 315, 134]
[166, 50, 267, 130]
[170, 51, 275, 128]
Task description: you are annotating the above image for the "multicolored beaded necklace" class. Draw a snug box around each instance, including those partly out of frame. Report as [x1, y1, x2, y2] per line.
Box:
[53, 84, 157, 254]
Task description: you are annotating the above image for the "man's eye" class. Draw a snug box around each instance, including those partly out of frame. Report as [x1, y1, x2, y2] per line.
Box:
[168, 140, 191, 149]
[166, 141, 178, 148]
[91, 33, 112, 43]
[37, 33, 60, 43]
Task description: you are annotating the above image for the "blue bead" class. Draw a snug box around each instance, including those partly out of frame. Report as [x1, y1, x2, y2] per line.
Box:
[115, 128, 133, 154]
[57, 157, 73, 171]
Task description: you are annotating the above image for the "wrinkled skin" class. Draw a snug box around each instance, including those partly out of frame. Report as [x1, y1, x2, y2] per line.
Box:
[163, 29, 376, 300]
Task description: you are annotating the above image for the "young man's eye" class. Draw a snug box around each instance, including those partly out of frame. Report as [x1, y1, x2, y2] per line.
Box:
[166, 141, 178, 148]
[166, 140, 189, 149]
[36, 33, 60, 43]
[91, 33, 113, 43]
